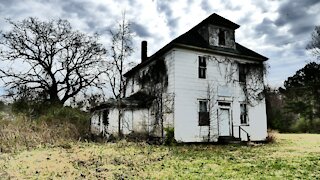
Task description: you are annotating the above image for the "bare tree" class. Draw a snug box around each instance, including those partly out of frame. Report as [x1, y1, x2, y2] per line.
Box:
[105, 13, 134, 136]
[307, 26, 320, 60]
[0, 17, 107, 105]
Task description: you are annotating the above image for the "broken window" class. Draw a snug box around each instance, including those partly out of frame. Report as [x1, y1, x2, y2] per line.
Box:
[198, 56, 207, 79]
[218, 29, 226, 46]
[199, 100, 210, 126]
[240, 103, 248, 125]
[239, 64, 246, 83]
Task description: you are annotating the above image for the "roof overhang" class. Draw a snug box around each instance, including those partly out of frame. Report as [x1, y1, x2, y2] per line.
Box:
[124, 43, 268, 77]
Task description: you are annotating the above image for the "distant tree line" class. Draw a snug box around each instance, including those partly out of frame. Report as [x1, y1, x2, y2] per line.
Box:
[266, 26, 320, 133]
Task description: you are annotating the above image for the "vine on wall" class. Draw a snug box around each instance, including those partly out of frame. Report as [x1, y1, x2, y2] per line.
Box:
[205, 55, 267, 106]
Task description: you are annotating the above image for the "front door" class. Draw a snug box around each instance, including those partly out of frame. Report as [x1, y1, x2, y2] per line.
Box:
[219, 108, 231, 136]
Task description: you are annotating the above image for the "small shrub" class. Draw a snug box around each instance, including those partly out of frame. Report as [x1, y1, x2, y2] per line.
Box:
[125, 131, 149, 142]
[164, 127, 176, 146]
[266, 129, 277, 143]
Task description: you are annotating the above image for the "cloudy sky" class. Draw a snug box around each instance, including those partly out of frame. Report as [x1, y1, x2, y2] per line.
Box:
[0, 0, 320, 88]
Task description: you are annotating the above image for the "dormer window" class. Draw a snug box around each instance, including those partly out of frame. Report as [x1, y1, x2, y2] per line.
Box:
[218, 29, 226, 46]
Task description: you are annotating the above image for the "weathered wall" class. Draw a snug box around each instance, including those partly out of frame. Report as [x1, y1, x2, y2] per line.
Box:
[172, 48, 267, 142]
[90, 108, 152, 136]
[198, 24, 236, 49]
[93, 47, 267, 142]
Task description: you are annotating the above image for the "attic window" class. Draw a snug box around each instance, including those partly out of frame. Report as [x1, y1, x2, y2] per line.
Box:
[218, 29, 226, 46]
[198, 56, 207, 79]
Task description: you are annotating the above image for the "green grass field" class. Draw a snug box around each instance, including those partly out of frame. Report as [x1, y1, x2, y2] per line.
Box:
[0, 133, 319, 179]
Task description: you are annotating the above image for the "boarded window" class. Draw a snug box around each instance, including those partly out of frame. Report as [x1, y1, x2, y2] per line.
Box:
[240, 104, 248, 124]
[199, 100, 210, 126]
[198, 56, 207, 79]
[218, 29, 226, 45]
[239, 64, 246, 83]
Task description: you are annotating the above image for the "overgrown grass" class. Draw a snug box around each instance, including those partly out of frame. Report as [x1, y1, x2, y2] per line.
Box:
[0, 134, 319, 179]
[0, 106, 89, 153]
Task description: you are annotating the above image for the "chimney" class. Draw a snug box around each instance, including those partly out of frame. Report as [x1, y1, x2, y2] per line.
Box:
[141, 41, 147, 62]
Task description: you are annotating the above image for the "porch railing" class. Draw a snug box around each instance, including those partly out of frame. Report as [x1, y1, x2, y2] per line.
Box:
[239, 126, 250, 142]
[233, 125, 250, 141]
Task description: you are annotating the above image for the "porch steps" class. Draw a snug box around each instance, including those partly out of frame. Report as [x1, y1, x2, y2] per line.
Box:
[218, 136, 242, 144]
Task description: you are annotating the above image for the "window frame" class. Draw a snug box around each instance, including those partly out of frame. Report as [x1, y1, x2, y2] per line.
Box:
[198, 99, 210, 126]
[240, 103, 248, 125]
[218, 29, 226, 46]
[239, 64, 246, 84]
[131, 77, 135, 93]
[198, 56, 207, 79]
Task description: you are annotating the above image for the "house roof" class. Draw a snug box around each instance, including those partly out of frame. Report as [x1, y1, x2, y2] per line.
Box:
[194, 13, 240, 30]
[90, 91, 155, 112]
[124, 13, 268, 77]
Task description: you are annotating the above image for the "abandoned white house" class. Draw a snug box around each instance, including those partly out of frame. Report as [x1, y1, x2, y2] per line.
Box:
[91, 13, 268, 142]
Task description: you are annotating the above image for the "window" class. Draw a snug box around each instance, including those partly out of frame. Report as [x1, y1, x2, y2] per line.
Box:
[102, 110, 109, 126]
[198, 56, 206, 79]
[240, 104, 248, 124]
[131, 77, 135, 93]
[218, 102, 231, 107]
[239, 64, 246, 83]
[218, 29, 226, 46]
[199, 100, 210, 126]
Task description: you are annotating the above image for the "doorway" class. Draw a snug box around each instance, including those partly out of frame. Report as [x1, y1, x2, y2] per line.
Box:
[218, 102, 232, 136]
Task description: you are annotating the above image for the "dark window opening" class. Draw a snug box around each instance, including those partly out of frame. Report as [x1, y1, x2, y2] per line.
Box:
[218, 102, 231, 106]
[198, 56, 207, 79]
[131, 77, 134, 93]
[218, 29, 226, 46]
[240, 104, 248, 124]
[102, 109, 109, 126]
[239, 64, 246, 83]
[199, 100, 210, 126]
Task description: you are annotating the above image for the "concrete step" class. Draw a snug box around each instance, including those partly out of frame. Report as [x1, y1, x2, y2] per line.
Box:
[218, 136, 241, 144]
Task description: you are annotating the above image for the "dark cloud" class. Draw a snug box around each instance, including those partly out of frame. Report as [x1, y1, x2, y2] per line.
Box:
[255, 18, 277, 36]
[0, 0, 20, 6]
[223, 1, 241, 11]
[187, 0, 194, 4]
[155, 1, 179, 34]
[237, 13, 251, 25]
[250, 0, 269, 13]
[61, 1, 92, 19]
[156, 1, 172, 18]
[127, 0, 136, 6]
[200, 0, 211, 12]
[275, 0, 320, 36]
[131, 22, 151, 37]
[254, 18, 291, 46]
[97, 5, 108, 12]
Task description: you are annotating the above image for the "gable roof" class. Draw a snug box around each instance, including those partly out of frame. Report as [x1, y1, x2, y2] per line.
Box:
[124, 13, 268, 77]
[194, 13, 240, 30]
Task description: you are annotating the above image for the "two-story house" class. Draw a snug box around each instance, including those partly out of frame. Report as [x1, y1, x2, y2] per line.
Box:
[91, 13, 268, 142]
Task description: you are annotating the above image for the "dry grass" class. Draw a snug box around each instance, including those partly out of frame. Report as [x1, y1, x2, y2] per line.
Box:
[0, 133, 320, 179]
[0, 115, 81, 153]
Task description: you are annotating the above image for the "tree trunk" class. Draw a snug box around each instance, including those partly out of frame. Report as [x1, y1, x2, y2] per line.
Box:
[117, 100, 123, 138]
